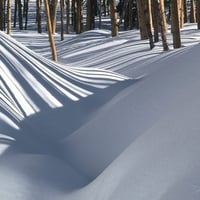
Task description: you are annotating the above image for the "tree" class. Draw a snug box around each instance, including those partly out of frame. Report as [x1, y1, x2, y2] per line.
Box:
[0, 0, 4, 30]
[197, 0, 200, 29]
[171, 0, 181, 48]
[7, 0, 12, 34]
[44, 0, 57, 61]
[36, 0, 42, 33]
[190, 0, 196, 23]
[110, 0, 118, 36]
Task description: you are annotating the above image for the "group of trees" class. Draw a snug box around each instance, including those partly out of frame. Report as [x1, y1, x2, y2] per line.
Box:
[1, 0, 200, 60]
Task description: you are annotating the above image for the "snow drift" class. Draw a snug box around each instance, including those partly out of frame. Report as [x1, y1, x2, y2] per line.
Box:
[1, 29, 200, 200]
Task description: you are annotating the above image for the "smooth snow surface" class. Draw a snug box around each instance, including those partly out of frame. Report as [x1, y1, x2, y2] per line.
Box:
[1, 21, 200, 200]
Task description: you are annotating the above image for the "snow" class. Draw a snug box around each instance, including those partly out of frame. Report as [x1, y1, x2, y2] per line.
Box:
[1, 10, 200, 200]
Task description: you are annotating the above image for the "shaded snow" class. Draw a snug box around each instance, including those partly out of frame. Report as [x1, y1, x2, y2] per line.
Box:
[1, 21, 200, 200]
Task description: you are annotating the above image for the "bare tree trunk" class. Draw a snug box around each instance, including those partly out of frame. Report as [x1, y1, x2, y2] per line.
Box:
[44, 0, 57, 61]
[183, 0, 188, 23]
[76, 0, 82, 34]
[110, 0, 118, 37]
[0, 0, 4, 30]
[137, 0, 150, 39]
[36, 0, 42, 33]
[66, 0, 70, 33]
[197, 0, 200, 29]
[60, 0, 64, 40]
[99, 0, 102, 28]
[7, 0, 12, 34]
[152, 0, 159, 42]
[190, 0, 196, 23]
[158, 0, 169, 51]
[86, 0, 92, 30]
[24, 0, 29, 29]
[171, 0, 181, 48]
[178, 0, 184, 28]
[129, 0, 134, 29]
[51, 0, 58, 34]
[18, 0, 23, 30]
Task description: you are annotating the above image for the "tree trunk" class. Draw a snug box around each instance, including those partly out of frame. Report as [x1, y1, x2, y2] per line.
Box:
[44, 0, 57, 61]
[18, 0, 23, 30]
[51, 0, 58, 34]
[0, 0, 4, 30]
[66, 0, 70, 33]
[110, 0, 118, 37]
[197, 0, 200, 29]
[171, 0, 181, 48]
[183, 0, 188, 23]
[158, 0, 169, 51]
[86, 0, 92, 30]
[7, 0, 12, 34]
[151, 0, 159, 42]
[24, 0, 29, 29]
[36, 0, 42, 33]
[60, 0, 64, 40]
[76, 0, 82, 34]
[137, 0, 148, 39]
[190, 0, 196, 23]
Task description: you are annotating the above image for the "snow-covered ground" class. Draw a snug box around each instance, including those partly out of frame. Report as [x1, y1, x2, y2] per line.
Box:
[1, 7, 200, 200]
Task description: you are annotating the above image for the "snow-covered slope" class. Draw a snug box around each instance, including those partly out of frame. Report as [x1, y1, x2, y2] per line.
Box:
[1, 25, 200, 200]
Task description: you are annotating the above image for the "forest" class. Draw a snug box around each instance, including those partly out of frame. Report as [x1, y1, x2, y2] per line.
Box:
[0, 0, 200, 58]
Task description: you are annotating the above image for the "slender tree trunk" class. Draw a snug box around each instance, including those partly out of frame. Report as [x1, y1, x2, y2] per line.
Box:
[110, 0, 118, 37]
[171, 0, 181, 48]
[197, 0, 200, 29]
[158, 0, 169, 51]
[183, 0, 187, 23]
[178, 0, 184, 28]
[66, 0, 70, 33]
[190, 0, 196, 23]
[145, 0, 154, 49]
[137, 0, 148, 39]
[0, 0, 4, 30]
[99, 0, 102, 28]
[18, 0, 23, 30]
[7, 0, 12, 34]
[24, 0, 29, 29]
[13, 0, 17, 28]
[76, 0, 82, 34]
[36, 0, 42, 33]
[152, 0, 159, 42]
[51, 0, 58, 34]
[44, 0, 57, 61]
[60, 0, 64, 39]
[129, 0, 134, 29]
[86, 0, 92, 30]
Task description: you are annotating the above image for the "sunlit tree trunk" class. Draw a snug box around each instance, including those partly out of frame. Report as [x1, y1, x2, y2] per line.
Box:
[7, 0, 12, 34]
[171, 0, 181, 48]
[0, 0, 4, 30]
[178, 0, 184, 28]
[66, 0, 70, 33]
[44, 0, 57, 61]
[158, 0, 168, 51]
[110, 0, 118, 37]
[197, 0, 200, 29]
[190, 0, 196, 23]
[36, 0, 42, 33]
[51, 0, 58, 34]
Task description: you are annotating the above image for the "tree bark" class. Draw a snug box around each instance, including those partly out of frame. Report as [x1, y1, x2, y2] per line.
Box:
[66, 0, 70, 33]
[171, 0, 181, 48]
[197, 0, 200, 29]
[0, 0, 4, 30]
[110, 0, 118, 37]
[44, 0, 58, 61]
[190, 0, 196, 23]
[7, 0, 12, 34]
